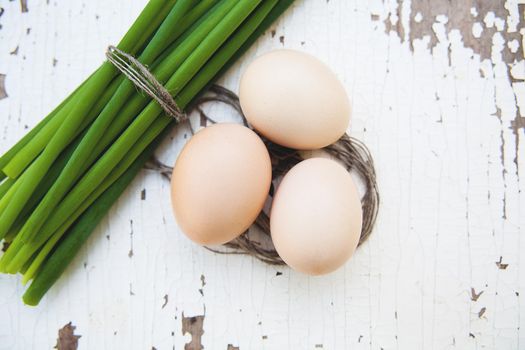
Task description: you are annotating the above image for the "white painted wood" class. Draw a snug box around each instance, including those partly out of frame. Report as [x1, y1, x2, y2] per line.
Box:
[0, 1, 523, 349]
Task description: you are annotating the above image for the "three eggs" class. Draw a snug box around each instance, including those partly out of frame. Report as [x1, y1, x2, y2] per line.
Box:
[171, 50, 362, 275]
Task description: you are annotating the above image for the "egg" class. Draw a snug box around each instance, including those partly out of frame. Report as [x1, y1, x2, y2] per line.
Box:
[171, 123, 272, 245]
[239, 49, 351, 150]
[270, 158, 362, 275]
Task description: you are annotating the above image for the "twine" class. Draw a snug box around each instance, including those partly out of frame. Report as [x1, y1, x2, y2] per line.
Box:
[146, 84, 380, 266]
[105, 46, 186, 123]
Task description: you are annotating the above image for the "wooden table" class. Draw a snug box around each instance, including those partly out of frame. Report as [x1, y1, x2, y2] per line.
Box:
[0, 1, 523, 349]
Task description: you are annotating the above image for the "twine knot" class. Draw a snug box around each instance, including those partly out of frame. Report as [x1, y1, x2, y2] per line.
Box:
[106, 45, 186, 123]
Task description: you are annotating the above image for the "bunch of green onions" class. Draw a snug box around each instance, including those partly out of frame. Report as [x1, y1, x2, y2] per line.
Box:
[0, 0, 294, 306]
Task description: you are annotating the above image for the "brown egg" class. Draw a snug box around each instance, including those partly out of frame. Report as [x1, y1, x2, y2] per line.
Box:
[171, 123, 272, 245]
[270, 158, 363, 275]
[239, 49, 351, 150]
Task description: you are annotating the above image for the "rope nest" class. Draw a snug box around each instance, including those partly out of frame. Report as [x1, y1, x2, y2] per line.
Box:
[146, 85, 379, 266]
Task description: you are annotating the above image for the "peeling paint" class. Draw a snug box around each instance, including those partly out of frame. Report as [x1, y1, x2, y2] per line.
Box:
[0, 74, 6, 100]
[128, 219, 134, 258]
[182, 313, 205, 350]
[478, 307, 487, 318]
[510, 115, 525, 172]
[198, 274, 206, 296]
[470, 287, 484, 301]
[413, 1, 522, 63]
[20, 0, 28, 13]
[510, 116, 525, 134]
[384, 2, 405, 40]
[494, 105, 510, 216]
[382, 0, 524, 67]
[55, 322, 81, 350]
[227, 345, 239, 350]
[495, 256, 509, 269]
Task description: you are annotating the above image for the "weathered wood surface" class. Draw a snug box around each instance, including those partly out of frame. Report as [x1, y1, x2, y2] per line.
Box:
[0, 0, 523, 349]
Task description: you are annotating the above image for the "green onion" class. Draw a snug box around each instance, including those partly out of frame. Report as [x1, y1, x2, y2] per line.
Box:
[18, 0, 253, 245]
[12, 0, 282, 273]
[0, 0, 294, 305]
[13, 0, 197, 244]
[16, 0, 279, 276]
